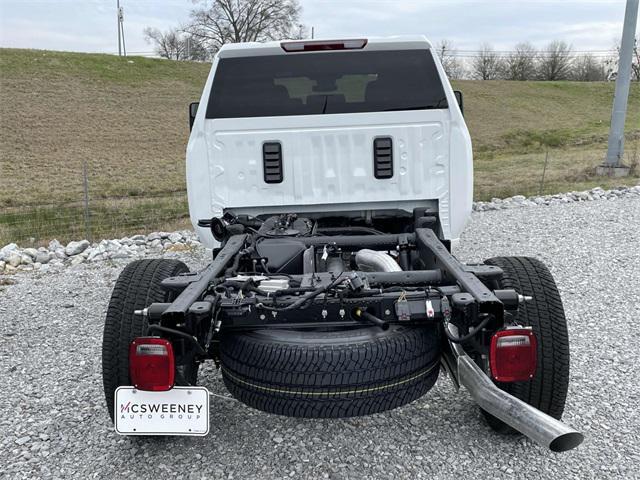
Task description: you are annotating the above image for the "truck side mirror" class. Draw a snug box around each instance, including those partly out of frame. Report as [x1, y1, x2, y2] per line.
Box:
[453, 90, 463, 115]
[189, 102, 199, 131]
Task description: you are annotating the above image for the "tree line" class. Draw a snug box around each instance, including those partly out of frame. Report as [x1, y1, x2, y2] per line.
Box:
[438, 39, 639, 82]
[144, 0, 639, 82]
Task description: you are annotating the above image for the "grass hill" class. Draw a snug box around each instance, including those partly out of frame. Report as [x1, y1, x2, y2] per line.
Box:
[1, 48, 638, 243]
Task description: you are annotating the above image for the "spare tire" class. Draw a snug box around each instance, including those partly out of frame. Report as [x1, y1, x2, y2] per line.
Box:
[219, 325, 440, 418]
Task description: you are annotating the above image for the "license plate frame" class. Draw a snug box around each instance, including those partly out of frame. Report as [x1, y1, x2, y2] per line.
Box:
[114, 386, 210, 436]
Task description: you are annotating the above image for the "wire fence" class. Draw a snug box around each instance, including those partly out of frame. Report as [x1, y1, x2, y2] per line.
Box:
[0, 160, 191, 246]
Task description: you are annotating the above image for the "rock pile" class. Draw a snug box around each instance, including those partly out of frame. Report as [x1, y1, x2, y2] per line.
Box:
[472, 185, 640, 212]
[0, 230, 201, 274]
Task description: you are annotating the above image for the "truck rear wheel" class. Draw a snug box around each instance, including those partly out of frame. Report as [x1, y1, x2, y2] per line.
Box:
[102, 259, 191, 422]
[482, 256, 570, 433]
[219, 325, 441, 418]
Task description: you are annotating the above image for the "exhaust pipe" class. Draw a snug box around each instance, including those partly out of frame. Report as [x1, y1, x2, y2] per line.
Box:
[457, 354, 583, 452]
[355, 249, 402, 272]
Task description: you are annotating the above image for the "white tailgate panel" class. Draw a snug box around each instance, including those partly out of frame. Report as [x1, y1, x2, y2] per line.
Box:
[206, 121, 449, 211]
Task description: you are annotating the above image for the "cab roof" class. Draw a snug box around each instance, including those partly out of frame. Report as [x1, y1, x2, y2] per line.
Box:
[217, 35, 433, 59]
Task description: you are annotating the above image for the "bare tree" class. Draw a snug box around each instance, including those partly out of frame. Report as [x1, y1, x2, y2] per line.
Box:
[186, 0, 302, 53]
[471, 43, 504, 80]
[504, 42, 537, 80]
[634, 36, 640, 81]
[537, 40, 573, 80]
[570, 54, 606, 81]
[436, 39, 465, 79]
[604, 36, 639, 82]
[144, 27, 208, 60]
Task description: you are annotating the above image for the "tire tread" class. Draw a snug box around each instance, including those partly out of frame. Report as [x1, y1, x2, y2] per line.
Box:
[483, 256, 570, 430]
[102, 259, 189, 421]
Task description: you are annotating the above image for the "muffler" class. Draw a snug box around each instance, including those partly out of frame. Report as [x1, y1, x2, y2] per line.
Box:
[456, 354, 583, 452]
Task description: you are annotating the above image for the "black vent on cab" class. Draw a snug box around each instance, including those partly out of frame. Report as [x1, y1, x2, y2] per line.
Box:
[373, 137, 393, 179]
[263, 142, 283, 184]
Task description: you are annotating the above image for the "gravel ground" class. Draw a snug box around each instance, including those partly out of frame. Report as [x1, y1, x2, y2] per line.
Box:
[1, 197, 639, 480]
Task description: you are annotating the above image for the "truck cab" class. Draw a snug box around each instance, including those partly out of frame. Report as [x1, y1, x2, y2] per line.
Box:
[186, 36, 472, 249]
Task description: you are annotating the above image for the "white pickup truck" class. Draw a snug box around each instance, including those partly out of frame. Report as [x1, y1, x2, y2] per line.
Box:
[102, 36, 582, 452]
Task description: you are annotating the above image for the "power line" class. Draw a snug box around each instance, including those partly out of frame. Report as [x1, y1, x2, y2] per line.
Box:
[454, 49, 616, 53]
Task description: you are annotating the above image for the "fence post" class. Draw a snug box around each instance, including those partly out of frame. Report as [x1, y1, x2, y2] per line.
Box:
[539, 147, 549, 196]
[82, 159, 92, 242]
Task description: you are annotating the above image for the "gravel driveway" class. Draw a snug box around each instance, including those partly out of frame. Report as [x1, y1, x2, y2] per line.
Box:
[1, 197, 639, 480]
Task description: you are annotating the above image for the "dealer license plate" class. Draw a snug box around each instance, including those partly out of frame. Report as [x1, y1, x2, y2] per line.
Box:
[114, 386, 209, 436]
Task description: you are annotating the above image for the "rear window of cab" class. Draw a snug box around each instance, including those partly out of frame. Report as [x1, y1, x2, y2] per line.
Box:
[206, 49, 447, 119]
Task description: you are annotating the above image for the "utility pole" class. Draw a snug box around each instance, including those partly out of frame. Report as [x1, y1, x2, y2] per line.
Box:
[117, 0, 121, 56]
[598, 0, 638, 177]
[311, 26, 314, 39]
[117, 0, 126, 56]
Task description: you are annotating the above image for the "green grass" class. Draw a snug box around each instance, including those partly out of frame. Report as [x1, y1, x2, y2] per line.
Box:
[454, 79, 640, 156]
[0, 48, 209, 86]
[0, 48, 638, 243]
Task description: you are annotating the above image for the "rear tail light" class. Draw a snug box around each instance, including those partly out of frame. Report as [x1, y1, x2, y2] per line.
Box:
[489, 328, 537, 382]
[129, 337, 175, 391]
[281, 39, 367, 52]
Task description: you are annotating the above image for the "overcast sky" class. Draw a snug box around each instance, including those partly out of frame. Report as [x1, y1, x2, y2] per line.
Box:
[0, 0, 634, 55]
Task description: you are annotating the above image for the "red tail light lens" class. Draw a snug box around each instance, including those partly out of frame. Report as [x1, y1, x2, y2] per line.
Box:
[489, 328, 537, 382]
[281, 39, 367, 52]
[129, 337, 175, 391]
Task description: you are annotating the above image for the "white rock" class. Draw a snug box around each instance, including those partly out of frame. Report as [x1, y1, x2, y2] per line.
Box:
[21, 254, 33, 265]
[87, 249, 103, 262]
[0, 243, 19, 261]
[65, 240, 90, 256]
[577, 191, 591, 201]
[1, 242, 18, 252]
[150, 239, 162, 248]
[7, 251, 22, 267]
[105, 240, 122, 252]
[70, 256, 85, 266]
[146, 232, 161, 242]
[23, 248, 39, 259]
[130, 234, 145, 241]
[4, 264, 17, 274]
[0, 260, 5, 271]
[48, 239, 62, 251]
[168, 232, 182, 243]
[54, 248, 67, 259]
